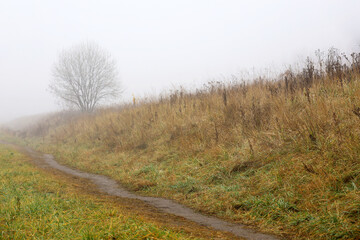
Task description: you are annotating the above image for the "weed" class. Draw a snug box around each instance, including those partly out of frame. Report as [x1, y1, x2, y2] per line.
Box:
[3, 47, 360, 239]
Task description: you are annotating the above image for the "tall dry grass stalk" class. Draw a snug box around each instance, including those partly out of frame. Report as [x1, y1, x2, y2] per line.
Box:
[17, 48, 360, 161]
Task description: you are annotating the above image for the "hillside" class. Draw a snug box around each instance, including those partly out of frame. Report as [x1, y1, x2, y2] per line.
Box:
[5, 48, 360, 239]
[1, 113, 49, 131]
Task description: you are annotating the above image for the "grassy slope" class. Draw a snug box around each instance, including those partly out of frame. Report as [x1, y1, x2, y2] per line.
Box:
[0, 145, 198, 240]
[7, 53, 360, 239]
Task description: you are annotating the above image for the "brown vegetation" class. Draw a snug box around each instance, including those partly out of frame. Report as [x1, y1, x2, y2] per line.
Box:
[6, 47, 360, 239]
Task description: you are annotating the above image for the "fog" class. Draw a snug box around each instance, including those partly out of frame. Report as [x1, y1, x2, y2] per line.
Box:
[1, 0, 360, 123]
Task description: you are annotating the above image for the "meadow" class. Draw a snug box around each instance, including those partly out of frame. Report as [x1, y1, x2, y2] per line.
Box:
[5, 48, 360, 239]
[0, 145, 204, 239]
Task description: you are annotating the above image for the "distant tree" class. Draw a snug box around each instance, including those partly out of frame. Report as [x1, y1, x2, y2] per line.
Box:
[50, 42, 121, 112]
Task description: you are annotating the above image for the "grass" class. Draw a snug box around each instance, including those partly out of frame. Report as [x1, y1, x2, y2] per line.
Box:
[4, 48, 360, 239]
[0, 145, 199, 240]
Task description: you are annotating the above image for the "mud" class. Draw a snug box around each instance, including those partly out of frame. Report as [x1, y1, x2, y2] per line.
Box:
[4, 142, 281, 240]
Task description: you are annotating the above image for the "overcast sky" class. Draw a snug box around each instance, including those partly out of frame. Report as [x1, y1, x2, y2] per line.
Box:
[1, 0, 360, 123]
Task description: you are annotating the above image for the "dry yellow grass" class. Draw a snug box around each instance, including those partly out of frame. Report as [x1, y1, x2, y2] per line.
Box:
[6, 48, 360, 239]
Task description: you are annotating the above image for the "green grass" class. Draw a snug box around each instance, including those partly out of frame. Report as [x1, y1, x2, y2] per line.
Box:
[31, 143, 360, 239]
[4, 49, 360, 239]
[0, 145, 197, 240]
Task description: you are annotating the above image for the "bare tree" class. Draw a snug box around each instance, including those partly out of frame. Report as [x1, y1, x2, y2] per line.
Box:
[50, 42, 121, 112]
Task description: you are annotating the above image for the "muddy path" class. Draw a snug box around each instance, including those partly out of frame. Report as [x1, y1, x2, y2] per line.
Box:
[2, 141, 281, 240]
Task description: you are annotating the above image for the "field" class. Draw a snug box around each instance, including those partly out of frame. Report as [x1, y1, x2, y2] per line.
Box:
[0, 145, 209, 239]
[4, 48, 360, 239]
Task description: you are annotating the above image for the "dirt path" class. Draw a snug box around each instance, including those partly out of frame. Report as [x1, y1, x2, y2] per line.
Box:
[3, 141, 281, 240]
